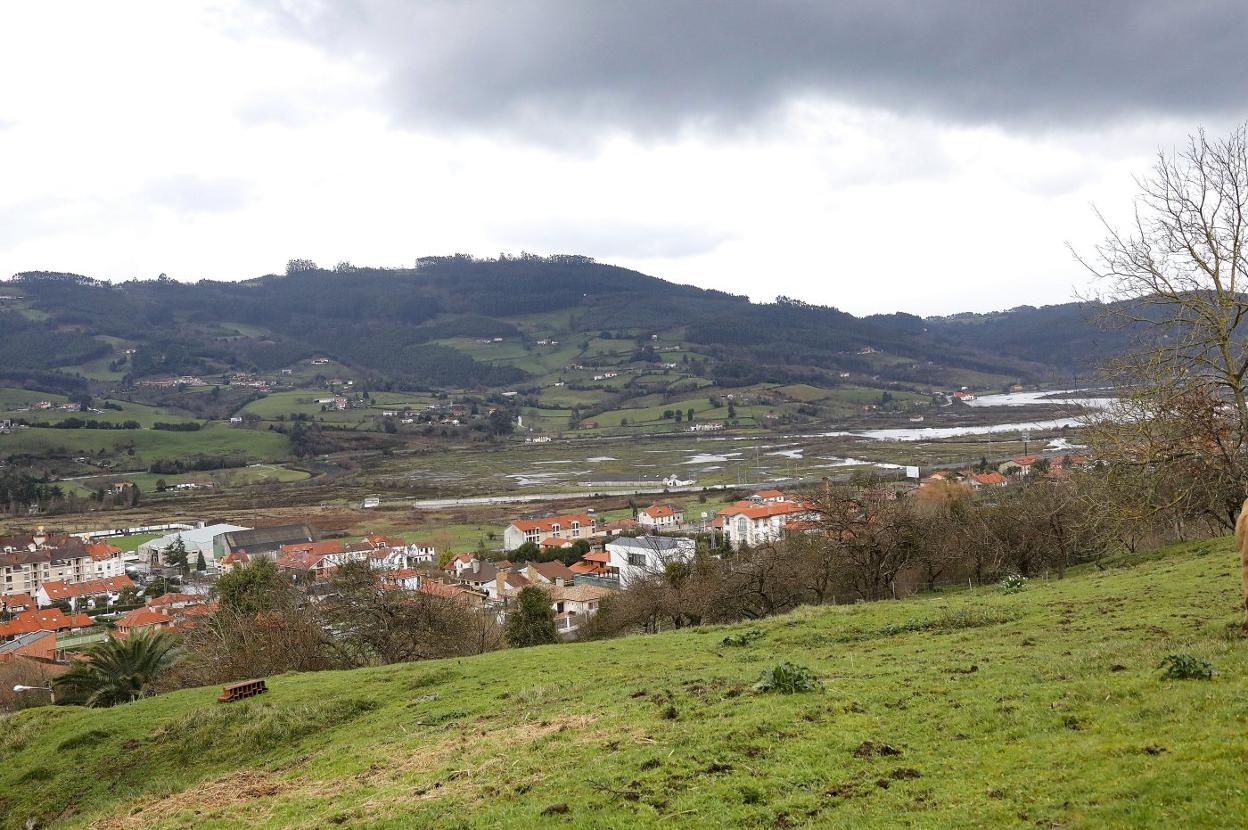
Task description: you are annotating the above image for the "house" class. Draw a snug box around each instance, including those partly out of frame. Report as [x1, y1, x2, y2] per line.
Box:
[503, 513, 597, 551]
[114, 595, 215, 638]
[569, 550, 614, 579]
[367, 540, 436, 571]
[999, 455, 1041, 476]
[549, 584, 614, 637]
[968, 471, 1009, 489]
[605, 536, 696, 588]
[84, 542, 126, 578]
[717, 497, 817, 549]
[523, 560, 575, 587]
[139, 523, 251, 568]
[219, 550, 250, 572]
[0, 593, 37, 614]
[275, 540, 369, 580]
[599, 517, 639, 536]
[215, 524, 319, 563]
[36, 575, 134, 609]
[0, 608, 93, 641]
[1, 529, 93, 600]
[113, 606, 176, 637]
[0, 629, 57, 663]
[637, 504, 683, 528]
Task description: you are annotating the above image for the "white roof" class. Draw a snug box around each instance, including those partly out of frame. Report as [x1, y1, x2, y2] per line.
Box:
[146, 523, 251, 550]
[606, 536, 691, 553]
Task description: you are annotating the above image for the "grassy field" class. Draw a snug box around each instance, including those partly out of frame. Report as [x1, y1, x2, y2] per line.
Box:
[0, 424, 290, 465]
[2, 540, 1245, 829]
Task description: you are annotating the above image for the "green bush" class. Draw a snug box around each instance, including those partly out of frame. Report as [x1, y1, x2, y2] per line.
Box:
[1158, 654, 1216, 680]
[753, 662, 822, 694]
[721, 628, 764, 647]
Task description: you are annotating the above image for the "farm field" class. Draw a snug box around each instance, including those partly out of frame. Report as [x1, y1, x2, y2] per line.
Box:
[0, 423, 290, 466]
[2, 539, 1244, 829]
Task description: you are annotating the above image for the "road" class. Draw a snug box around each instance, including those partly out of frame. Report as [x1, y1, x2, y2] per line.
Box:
[401, 477, 853, 510]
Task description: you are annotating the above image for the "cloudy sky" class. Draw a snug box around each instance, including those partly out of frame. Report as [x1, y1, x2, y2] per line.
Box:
[1, 1, 1245, 315]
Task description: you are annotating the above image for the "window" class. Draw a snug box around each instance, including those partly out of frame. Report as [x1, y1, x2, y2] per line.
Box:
[628, 552, 647, 567]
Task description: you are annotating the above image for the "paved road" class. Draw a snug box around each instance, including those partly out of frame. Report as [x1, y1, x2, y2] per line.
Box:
[401, 476, 854, 510]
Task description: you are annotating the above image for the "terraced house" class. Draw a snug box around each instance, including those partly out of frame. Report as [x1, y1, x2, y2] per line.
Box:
[0, 529, 92, 600]
[503, 512, 597, 551]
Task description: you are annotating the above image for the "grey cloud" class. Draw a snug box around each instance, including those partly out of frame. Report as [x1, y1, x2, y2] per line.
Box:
[253, 1, 1248, 138]
[142, 175, 253, 214]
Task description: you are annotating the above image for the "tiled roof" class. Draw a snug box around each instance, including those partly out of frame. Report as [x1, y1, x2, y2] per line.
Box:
[718, 500, 812, 520]
[114, 607, 171, 630]
[39, 575, 134, 601]
[84, 542, 123, 560]
[510, 514, 595, 533]
[529, 561, 575, 582]
[641, 504, 678, 518]
[0, 608, 93, 639]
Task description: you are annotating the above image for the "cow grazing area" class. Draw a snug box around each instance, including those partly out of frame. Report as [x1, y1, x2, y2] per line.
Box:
[1, 539, 1244, 829]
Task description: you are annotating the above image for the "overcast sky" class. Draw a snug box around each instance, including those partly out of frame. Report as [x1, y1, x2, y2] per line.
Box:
[2, 1, 1245, 315]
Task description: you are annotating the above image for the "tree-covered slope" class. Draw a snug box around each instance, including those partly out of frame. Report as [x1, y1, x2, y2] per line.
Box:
[0, 257, 1121, 393]
[1, 540, 1244, 829]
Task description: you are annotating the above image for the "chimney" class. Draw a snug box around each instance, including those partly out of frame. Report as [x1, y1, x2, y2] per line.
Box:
[471, 559, 480, 574]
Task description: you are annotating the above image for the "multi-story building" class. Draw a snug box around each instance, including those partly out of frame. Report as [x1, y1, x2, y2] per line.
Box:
[503, 513, 597, 551]
[0, 529, 92, 600]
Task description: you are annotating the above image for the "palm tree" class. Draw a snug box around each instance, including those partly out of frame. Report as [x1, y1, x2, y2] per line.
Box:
[54, 629, 179, 707]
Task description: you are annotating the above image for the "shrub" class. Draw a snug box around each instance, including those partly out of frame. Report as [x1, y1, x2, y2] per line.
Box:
[721, 628, 764, 647]
[999, 574, 1028, 594]
[753, 662, 822, 694]
[1158, 654, 1216, 680]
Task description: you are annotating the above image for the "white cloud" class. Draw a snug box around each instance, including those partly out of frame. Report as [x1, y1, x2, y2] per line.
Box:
[0, 1, 1232, 314]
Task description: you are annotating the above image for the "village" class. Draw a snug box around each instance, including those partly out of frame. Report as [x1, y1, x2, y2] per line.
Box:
[0, 448, 1096, 694]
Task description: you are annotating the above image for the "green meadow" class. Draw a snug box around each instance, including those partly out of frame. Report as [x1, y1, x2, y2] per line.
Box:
[2, 539, 1244, 829]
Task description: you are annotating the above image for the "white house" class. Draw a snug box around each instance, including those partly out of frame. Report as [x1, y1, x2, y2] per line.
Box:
[605, 536, 696, 588]
[637, 504, 683, 528]
[717, 497, 816, 549]
[503, 512, 597, 551]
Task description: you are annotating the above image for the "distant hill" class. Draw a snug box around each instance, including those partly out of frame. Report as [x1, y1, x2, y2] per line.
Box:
[0, 256, 1125, 393]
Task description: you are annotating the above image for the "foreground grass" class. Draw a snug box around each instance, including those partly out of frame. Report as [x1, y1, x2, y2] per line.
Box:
[2, 539, 1245, 829]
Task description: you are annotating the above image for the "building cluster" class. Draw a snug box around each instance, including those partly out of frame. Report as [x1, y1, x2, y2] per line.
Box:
[919, 453, 1095, 493]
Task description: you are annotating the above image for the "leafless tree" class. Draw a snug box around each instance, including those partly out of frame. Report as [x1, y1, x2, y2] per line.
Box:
[1079, 125, 1248, 627]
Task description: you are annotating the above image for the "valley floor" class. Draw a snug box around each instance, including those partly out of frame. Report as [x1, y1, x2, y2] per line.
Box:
[2, 539, 1245, 829]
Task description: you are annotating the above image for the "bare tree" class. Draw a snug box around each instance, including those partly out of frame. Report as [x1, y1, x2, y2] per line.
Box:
[1080, 125, 1248, 628]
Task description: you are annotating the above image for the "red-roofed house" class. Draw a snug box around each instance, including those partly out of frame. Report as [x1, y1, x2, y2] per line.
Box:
[84, 542, 126, 578]
[36, 575, 134, 609]
[718, 498, 817, 548]
[0, 608, 93, 641]
[0, 629, 57, 663]
[570, 550, 613, 578]
[219, 550, 250, 572]
[113, 606, 175, 637]
[968, 471, 1009, 489]
[503, 513, 597, 551]
[0, 593, 36, 614]
[1000, 455, 1042, 475]
[637, 504, 683, 528]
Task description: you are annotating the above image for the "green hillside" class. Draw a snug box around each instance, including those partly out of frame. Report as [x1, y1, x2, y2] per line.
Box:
[2, 541, 1244, 829]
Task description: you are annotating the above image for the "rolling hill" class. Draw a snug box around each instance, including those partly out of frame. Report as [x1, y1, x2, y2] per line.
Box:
[1, 539, 1243, 829]
[0, 257, 1126, 395]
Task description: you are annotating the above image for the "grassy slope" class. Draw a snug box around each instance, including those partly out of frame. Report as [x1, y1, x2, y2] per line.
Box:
[3, 541, 1246, 830]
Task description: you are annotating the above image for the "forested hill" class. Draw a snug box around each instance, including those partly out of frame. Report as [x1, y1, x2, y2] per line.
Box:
[0, 256, 1126, 392]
